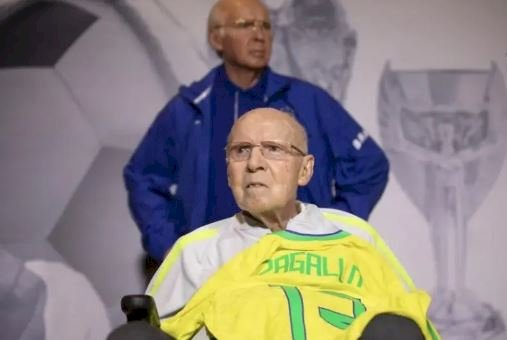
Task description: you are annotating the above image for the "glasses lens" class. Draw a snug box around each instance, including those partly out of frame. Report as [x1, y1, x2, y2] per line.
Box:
[229, 143, 252, 161]
[235, 20, 253, 29]
[260, 141, 288, 160]
[227, 141, 303, 161]
[261, 21, 271, 30]
[232, 19, 271, 31]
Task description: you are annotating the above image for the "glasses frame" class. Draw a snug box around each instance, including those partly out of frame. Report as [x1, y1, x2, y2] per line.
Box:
[213, 18, 272, 32]
[225, 141, 307, 162]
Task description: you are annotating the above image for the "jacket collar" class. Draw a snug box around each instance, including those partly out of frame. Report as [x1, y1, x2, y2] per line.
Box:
[264, 67, 291, 99]
[178, 64, 291, 113]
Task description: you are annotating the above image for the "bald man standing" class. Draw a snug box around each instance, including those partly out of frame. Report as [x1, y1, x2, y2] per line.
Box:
[124, 0, 389, 263]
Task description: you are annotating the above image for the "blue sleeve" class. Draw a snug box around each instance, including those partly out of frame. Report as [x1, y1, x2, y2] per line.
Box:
[123, 100, 186, 262]
[317, 91, 389, 220]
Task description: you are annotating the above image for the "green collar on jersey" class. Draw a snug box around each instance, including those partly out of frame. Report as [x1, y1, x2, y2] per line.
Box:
[274, 230, 351, 242]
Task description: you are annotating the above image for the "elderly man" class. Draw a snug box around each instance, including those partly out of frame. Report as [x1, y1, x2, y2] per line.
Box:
[123, 0, 389, 263]
[127, 108, 439, 340]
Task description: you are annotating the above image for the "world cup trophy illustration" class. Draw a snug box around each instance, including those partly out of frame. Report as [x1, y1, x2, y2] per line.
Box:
[378, 63, 507, 339]
[267, 0, 357, 101]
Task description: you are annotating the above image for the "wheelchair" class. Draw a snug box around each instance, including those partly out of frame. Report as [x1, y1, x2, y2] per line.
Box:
[107, 294, 170, 340]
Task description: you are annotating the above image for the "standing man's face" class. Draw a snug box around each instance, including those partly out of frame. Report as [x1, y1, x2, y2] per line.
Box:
[211, 0, 273, 71]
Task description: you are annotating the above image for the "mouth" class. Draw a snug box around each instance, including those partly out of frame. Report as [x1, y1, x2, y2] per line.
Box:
[246, 182, 267, 189]
[250, 50, 265, 57]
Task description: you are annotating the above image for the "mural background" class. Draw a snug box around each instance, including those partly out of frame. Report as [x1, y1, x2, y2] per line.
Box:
[0, 0, 506, 338]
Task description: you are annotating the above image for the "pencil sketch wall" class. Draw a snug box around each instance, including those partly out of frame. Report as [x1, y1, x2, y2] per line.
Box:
[0, 0, 506, 339]
[379, 64, 507, 339]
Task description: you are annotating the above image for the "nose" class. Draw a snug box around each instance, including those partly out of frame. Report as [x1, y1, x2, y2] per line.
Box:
[252, 27, 265, 40]
[246, 145, 266, 172]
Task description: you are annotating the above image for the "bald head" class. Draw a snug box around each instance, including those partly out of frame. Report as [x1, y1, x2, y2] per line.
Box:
[207, 0, 227, 34]
[228, 108, 309, 153]
[208, 0, 269, 33]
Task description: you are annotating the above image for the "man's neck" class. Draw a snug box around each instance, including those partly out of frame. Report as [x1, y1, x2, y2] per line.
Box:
[224, 63, 265, 90]
[244, 203, 301, 232]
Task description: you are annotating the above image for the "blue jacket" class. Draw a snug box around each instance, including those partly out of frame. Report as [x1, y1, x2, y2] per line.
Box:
[124, 66, 389, 261]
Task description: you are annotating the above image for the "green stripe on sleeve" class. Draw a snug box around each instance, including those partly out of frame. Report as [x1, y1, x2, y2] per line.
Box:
[147, 228, 218, 296]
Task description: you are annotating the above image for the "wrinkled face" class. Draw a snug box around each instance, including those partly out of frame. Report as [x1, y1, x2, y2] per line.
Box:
[226, 110, 313, 216]
[211, 0, 273, 71]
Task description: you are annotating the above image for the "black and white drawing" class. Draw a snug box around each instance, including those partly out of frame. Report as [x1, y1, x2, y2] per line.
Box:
[267, 0, 356, 101]
[379, 63, 507, 340]
[0, 0, 165, 333]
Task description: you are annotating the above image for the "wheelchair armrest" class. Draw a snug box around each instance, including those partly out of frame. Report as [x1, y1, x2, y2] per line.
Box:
[121, 294, 160, 328]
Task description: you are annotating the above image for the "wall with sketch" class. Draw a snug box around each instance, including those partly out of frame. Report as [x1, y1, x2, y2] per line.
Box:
[0, 0, 506, 339]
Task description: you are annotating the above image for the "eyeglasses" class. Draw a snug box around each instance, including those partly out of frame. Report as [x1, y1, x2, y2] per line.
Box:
[226, 141, 307, 162]
[214, 18, 272, 32]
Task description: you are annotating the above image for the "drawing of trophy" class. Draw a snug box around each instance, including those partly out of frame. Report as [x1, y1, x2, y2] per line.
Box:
[267, 0, 357, 101]
[378, 62, 507, 339]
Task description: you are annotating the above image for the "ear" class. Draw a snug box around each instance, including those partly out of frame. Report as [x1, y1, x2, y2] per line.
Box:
[297, 155, 314, 186]
[209, 29, 224, 54]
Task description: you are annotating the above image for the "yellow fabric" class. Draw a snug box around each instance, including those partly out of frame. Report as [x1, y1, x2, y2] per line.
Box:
[322, 212, 416, 289]
[161, 231, 440, 339]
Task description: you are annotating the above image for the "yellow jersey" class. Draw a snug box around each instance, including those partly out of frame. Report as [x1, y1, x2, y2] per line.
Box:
[161, 230, 439, 340]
